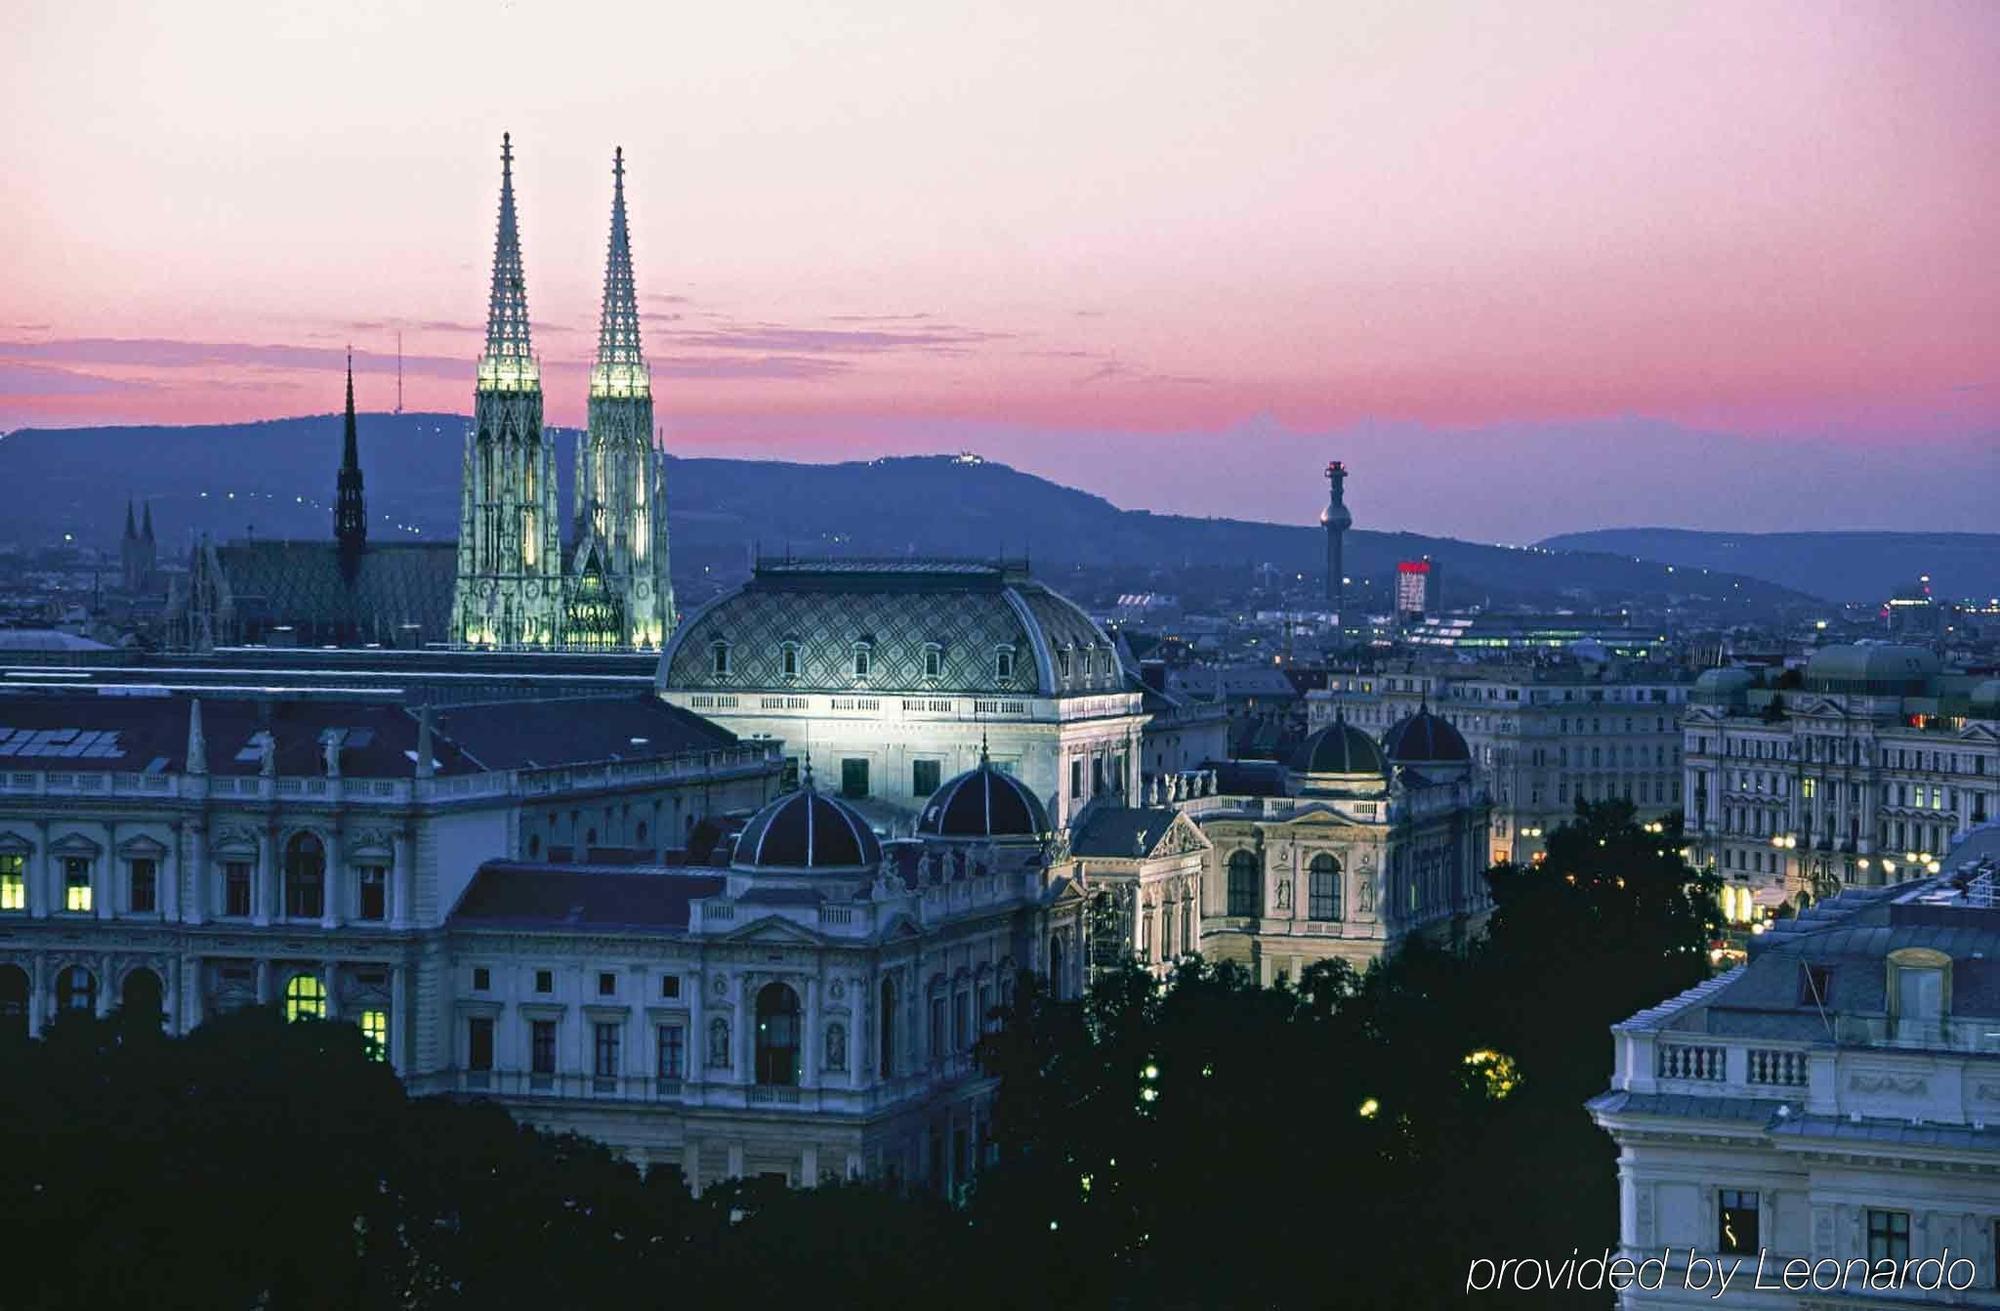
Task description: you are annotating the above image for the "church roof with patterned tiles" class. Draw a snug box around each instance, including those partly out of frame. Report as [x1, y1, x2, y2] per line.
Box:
[196, 540, 457, 642]
[657, 557, 1128, 698]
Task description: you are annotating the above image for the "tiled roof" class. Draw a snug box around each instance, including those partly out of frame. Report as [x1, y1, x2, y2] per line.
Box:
[430, 695, 739, 770]
[204, 540, 456, 643]
[450, 862, 727, 931]
[1070, 805, 1192, 859]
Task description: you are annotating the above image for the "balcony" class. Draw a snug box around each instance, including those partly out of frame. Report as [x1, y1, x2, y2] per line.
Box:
[1835, 1015, 2000, 1055]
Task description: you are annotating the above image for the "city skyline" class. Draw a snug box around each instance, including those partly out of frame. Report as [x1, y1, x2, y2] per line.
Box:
[2, 0, 1996, 541]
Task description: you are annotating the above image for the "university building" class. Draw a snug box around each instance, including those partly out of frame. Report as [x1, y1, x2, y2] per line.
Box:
[1588, 831, 2000, 1309]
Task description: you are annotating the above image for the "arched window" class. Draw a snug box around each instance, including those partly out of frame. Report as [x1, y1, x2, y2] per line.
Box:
[754, 982, 801, 1086]
[284, 973, 326, 1022]
[879, 977, 898, 1078]
[0, 964, 29, 1041]
[852, 641, 874, 680]
[1227, 850, 1261, 917]
[58, 965, 96, 1013]
[121, 967, 165, 1027]
[711, 640, 732, 677]
[780, 641, 800, 679]
[922, 643, 943, 680]
[1309, 853, 1342, 921]
[283, 832, 325, 920]
[994, 646, 1016, 681]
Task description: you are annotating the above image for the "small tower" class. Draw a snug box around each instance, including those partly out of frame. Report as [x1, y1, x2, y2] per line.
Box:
[1321, 460, 1352, 618]
[335, 350, 368, 582]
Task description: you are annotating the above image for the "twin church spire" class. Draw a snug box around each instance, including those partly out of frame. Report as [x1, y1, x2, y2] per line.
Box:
[451, 135, 676, 651]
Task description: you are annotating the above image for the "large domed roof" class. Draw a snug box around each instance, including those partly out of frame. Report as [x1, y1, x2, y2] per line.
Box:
[656, 558, 1126, 698]
[1288, 718, 1388, 778]
[1382, 707, 1471, 764]
[734, 782, 883, 872]
[916, 761, 1051, 839]
[1804, 644, 1939, 695]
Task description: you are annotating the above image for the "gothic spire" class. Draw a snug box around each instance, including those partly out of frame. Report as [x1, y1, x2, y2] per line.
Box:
[141, 501, 153, 544]
[335, 349, 367, 577]
[484, 132, 533, 364]
[123, 499, 137, 541]
[591, 146, 648, 398]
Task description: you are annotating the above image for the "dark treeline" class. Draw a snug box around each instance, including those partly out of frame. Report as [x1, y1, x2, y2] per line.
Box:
[0, 800, 1715, 1310]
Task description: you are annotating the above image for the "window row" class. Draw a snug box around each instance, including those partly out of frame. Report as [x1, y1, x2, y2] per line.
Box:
[467, 964, 684, 1001]
[1225, 851, 1348, 921]
[710, 640, 1020, 683]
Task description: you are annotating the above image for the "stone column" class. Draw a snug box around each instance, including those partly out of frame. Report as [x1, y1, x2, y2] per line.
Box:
[391, 830, 414, 929]
[390, 965, 409, 1074]
[321, 825, 342, 930]
[29, 955, 47, 1036]
[185, 821, 208, 924]
[736, 973, 754, 1084]
[255, 828, 275, 926]
[255, 959, 272, 1007]
[95, 824, 116, 920]
[686, 966, 706, 1093]
[802, 975, 819, 1089]
[322, 961, 339, 1020]
[29, 820, 50, 920]
[164, 822, 182, 922]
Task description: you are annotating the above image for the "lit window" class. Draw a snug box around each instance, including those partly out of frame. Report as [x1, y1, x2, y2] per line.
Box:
[284, 973, 327, 1022]
[1718, 1190, 1759, 1254]
[63, 857, 91, 912]
[0, 853, 23, 911]
[359, 1009, 389, 1061]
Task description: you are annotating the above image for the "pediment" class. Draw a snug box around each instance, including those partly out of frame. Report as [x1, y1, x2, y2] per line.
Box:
[720, 914, 825, 946]
[1145, 812, 1212, 858]
[49, 832, 103, 857]
[116, 834, 169, 858]
[0, 830, 33, 855]
[1282, 804, 1373, 828]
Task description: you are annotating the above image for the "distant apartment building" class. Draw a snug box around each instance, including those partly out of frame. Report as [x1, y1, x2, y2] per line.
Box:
[1588, 841, 2000, 1311]
[1310, 656, 1692, 865]
[1403, 612, 1668, 657]
[1682, 645, 2000, 921]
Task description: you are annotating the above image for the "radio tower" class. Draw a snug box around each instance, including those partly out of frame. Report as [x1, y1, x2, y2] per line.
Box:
[1321, 460, 1351, 621]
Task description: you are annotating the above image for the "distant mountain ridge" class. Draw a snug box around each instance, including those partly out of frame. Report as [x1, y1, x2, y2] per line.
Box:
[1537, 528, 2000, 605]
[0, 413, 1814, 612]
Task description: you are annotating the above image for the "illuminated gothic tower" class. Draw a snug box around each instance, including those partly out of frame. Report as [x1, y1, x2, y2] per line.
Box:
[1322, 459, 1351, 617]
[453, 133, 562, 648]
[567, 147, 677, 649]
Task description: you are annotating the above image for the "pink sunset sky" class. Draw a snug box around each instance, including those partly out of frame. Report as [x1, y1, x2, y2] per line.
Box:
[2, 0, 1995, 540]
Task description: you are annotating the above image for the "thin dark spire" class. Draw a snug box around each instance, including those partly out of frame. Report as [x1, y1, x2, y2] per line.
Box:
[335, 348, 367, 577]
